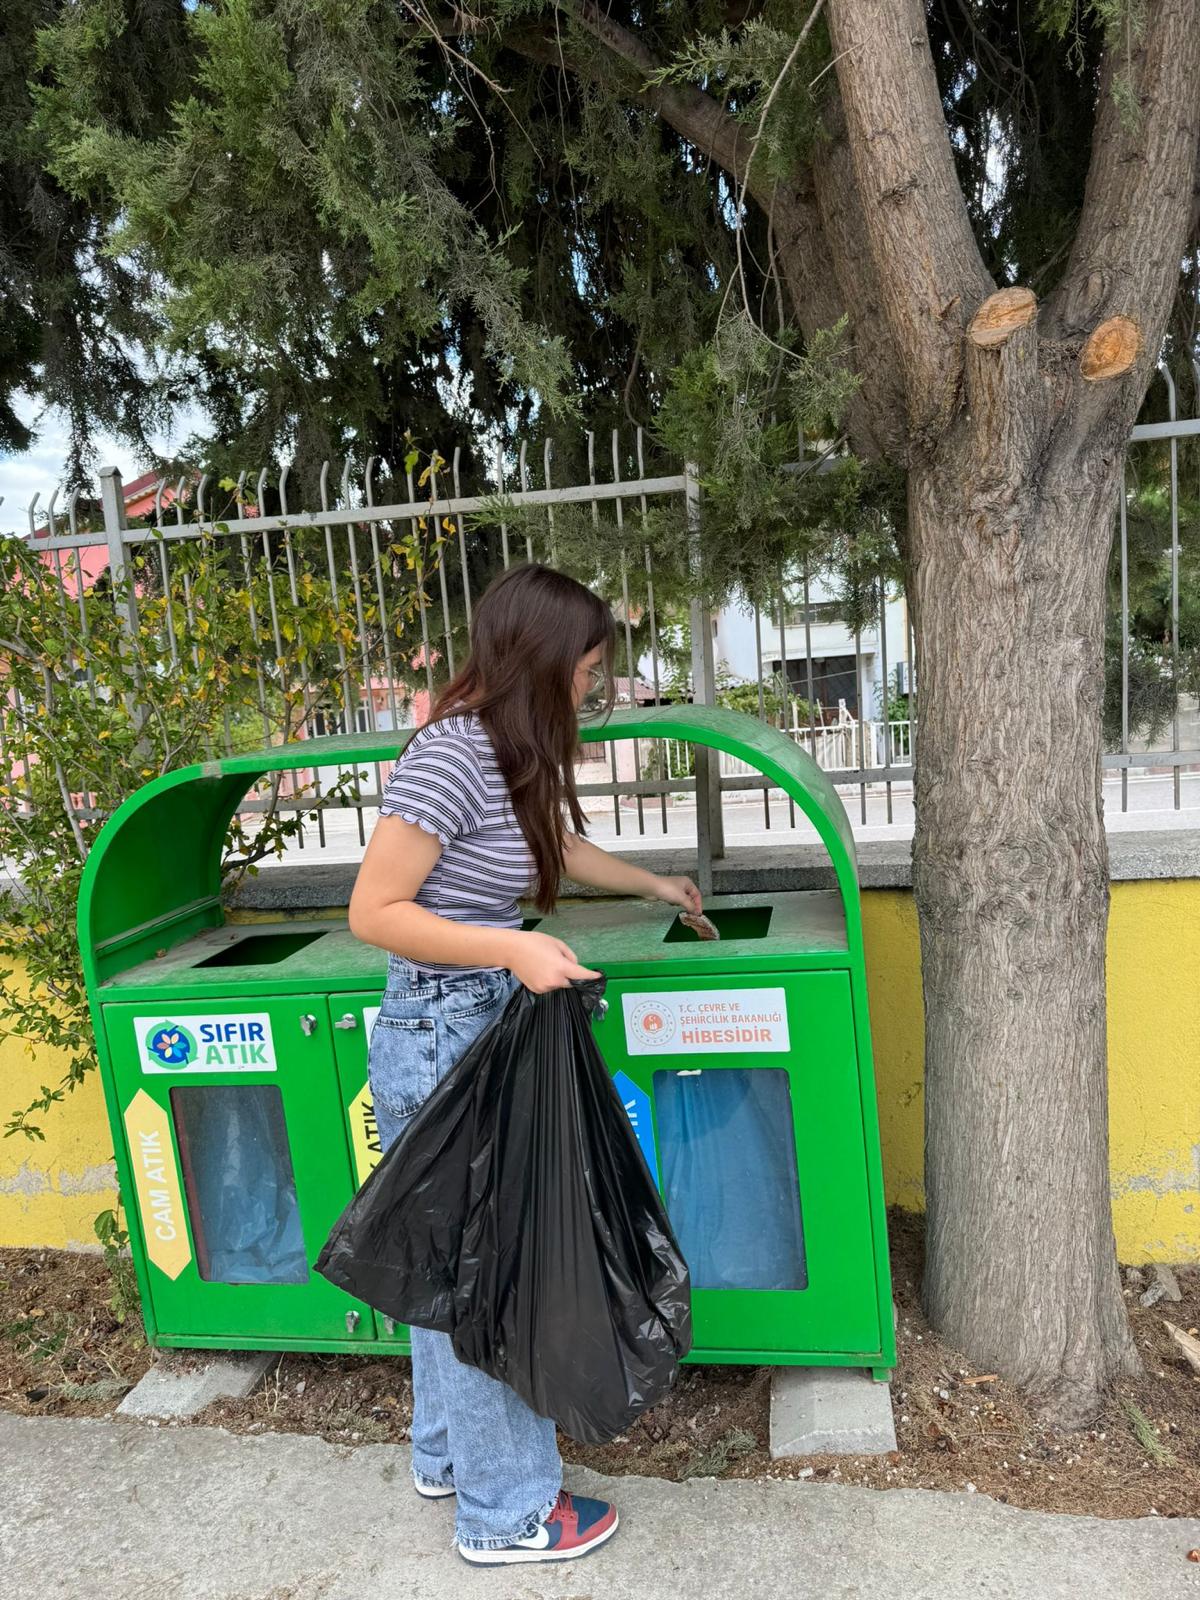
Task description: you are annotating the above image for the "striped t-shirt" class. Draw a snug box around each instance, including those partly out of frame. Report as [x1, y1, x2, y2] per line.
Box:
[377, 713, 534, 973]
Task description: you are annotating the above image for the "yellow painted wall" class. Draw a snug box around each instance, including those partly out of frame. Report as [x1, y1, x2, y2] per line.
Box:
[860, 881, 1200, 1263]
[0, 1014, 119, 1251]
[2, 883, 1197, 1260]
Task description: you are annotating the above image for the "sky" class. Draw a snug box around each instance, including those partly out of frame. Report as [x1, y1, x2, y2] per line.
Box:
[0, 395, 196, 537]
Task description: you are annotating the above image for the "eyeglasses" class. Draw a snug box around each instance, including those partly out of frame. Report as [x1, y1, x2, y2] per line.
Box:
[584, 664, 606, 690]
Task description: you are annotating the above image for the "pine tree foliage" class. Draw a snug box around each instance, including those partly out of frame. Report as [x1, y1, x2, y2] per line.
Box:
[3, 1, 1194, 665]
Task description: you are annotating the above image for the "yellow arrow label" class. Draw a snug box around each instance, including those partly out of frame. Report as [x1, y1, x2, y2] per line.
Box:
[347, 1084, 383, 1186]
[123, 1089, 192, 1281]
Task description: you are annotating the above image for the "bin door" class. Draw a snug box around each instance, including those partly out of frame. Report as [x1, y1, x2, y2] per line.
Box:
[592, 970, 881, 1358]
[103, 996, 376, 1345]
[329, 993, 410, 1349]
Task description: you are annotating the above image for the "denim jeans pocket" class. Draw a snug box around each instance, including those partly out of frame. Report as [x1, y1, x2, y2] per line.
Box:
[441, 969, 512, 1022]
[368, 1015, 438, 1120]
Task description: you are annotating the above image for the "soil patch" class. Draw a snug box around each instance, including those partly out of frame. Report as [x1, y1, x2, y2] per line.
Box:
[3, 1211, 1197, 1518]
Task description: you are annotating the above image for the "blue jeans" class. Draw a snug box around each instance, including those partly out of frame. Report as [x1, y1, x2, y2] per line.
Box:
[368, 957, 563, 1551]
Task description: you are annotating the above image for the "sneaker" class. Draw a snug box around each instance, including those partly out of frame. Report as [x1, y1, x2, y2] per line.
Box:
[457, 1491, 619, 1566]
[414, 1479, 456, 1500]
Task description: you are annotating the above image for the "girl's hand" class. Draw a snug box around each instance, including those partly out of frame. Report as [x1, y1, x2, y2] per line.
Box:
[652, 875, 703, 917]
[506, 930, 600, 994]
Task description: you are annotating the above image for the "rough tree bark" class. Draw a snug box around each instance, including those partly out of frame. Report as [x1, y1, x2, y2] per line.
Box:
[523, 0, 1200, 1420]
[823, 0, 1200, 1423]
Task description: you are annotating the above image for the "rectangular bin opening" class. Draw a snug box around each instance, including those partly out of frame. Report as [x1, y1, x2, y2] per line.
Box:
[521, 917, 543, 931]
[171, 1084, 309, 1284]
[663, 905, 773, 943]
[653, 1068, 808, 1291]
[193, 930, 323, 968]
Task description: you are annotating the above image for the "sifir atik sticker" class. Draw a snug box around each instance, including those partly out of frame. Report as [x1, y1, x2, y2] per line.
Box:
[136, 1013, 277, 1073]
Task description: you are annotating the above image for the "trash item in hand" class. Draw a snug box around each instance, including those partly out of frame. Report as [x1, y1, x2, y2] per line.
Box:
[679, 910, 721, 940]
[315, 978, 692, 1444]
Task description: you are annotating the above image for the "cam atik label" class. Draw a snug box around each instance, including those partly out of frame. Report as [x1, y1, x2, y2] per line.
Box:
[123, 1089, 192, 1279]
[622, 988, 790, 1055]
[136, 1012, 277, 1073]
[347, 1006, 384, 1185]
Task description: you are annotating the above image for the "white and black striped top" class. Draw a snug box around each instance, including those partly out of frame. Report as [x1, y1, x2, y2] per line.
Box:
[378, 713, 535, 972]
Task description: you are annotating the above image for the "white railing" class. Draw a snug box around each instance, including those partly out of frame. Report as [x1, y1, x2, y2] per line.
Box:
[662, 717, 914, 785]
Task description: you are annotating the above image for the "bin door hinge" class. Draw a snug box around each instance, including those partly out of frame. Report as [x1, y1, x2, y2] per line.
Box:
[345, 1309, 361, 1333]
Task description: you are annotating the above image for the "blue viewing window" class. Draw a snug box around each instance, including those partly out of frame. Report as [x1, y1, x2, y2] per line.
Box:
[171, 1084, 308, 1285]
[653, 1068, 808, 1291]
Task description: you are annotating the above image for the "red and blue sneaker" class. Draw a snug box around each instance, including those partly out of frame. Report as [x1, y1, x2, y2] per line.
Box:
[457, 1490, 619, 1566]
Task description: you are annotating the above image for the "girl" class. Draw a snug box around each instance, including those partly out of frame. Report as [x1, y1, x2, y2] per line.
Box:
[348, 563, 701, 1566]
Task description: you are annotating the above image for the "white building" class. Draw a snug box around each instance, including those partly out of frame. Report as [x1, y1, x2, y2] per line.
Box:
[712, 578, 911, 728]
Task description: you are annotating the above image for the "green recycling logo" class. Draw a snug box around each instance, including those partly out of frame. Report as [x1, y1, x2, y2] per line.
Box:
[143, 1021, 197, 1069]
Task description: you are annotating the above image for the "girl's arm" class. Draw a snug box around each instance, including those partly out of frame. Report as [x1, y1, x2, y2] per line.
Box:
[561, 832, 703, 916]
[349, 817, 599, 992]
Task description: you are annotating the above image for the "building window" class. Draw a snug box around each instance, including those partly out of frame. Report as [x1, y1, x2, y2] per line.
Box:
[774, 656, 860, 716]
[783, 599, 843, 629]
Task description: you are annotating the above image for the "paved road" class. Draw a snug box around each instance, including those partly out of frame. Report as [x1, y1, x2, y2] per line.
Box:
[3, 1413, 1199, 1600]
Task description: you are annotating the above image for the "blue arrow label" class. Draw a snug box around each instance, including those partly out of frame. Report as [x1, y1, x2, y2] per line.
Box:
[614, 1071, 658, 1182]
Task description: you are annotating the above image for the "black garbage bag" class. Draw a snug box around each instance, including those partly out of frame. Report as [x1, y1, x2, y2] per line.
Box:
[315, 976, 691, 1443]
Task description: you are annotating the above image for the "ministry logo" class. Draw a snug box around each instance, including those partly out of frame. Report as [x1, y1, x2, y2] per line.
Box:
[627, 1000, 676, 1050]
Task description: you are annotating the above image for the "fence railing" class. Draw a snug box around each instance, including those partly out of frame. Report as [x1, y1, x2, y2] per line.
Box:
[6, 373, 1200, 874]
[662, 719, 914, 783]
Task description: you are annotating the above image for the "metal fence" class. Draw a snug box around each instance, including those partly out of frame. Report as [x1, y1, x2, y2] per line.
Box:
[6, 386, 1200, 879]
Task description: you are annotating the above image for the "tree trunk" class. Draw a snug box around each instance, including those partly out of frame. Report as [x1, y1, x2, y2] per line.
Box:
[908, 431, 1141, 1425]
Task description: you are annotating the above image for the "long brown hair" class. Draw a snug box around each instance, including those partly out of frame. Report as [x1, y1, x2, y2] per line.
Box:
[427, 564, 615, 912]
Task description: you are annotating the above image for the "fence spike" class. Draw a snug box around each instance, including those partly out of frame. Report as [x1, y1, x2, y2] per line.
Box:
[1158, 358, 1178, 420]
[46, 487, 60, 540]
[153, 478, 167, 527]
[67, 487, 80, 538]
[27, 492, 40, 540]
[197, 474, 210, 522]
[175, 477, 188, 525]
[319, 460, 331, 512]
[340, 458, 352, 508]
[365, 455, 377, 507]
[278, 462, 291, 517]
[256, 468, 269, 516]
[235, 470, 247, 515]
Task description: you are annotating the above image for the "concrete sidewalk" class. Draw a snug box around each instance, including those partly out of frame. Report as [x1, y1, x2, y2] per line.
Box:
[3, 1413, 1199, 1600]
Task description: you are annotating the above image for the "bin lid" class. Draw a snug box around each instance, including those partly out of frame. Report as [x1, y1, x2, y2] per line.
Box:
[77, 706, 860, 988]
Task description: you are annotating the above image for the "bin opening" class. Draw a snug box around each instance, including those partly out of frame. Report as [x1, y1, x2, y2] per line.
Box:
[663, 905, 773, 943]
[521, 917, 543, 931]
[193, 930, 324, 969]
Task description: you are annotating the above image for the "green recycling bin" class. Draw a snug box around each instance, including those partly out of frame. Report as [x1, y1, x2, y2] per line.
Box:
[78, 707, 894, 1377]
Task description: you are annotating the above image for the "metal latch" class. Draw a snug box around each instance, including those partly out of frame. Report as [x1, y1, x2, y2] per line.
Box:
[595, 998, 609, 1020]
[345, 1309, 361, 1333]
[334, 1013, 359, 1030]
[299, 1013, 318, 1036]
